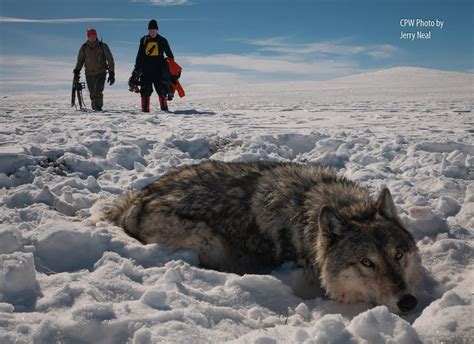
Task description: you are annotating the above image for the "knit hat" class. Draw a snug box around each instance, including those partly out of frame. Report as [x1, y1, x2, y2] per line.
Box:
[87, 28, 97, 37]
[148, 19, 158, 30]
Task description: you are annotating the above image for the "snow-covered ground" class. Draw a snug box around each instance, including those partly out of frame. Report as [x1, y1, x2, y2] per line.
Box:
[0, 67, 473, 343]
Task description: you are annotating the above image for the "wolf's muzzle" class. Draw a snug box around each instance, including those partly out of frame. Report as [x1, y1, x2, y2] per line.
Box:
[397, 294, 417, 312]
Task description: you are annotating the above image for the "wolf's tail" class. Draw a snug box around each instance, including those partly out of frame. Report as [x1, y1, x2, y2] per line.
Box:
[101, 192, 144, 242]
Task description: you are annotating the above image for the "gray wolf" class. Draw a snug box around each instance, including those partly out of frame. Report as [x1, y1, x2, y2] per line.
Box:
[104, 160, 422, 313]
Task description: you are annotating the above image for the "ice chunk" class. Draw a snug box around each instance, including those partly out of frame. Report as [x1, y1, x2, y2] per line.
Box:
[436, 196, 461, 217]
[140, 290, 169, 310]
[404, 206, 448, 237]
[0, 229, 22, 254]
[294, 328, 309, 343]
[82, 138, 110, 157]
[107, 144, 146, 170]
[294, 303, 311, 320]
[264, 133, 325, 156]
[415, 141, 474, 155]
[0, 146, 33, 175]
[57, 152, 104, 178]
[132, 327, 152, 344]
[253, 337, 277, 344]
[438, 290, 467, 308]
[312, 152, 349, 169]
[71, 303, 115, 322]
[465, 183, 474, 202]
[35, 228, 110, 272]
[171, 137, 214, 159]
[0, 302, 14, 313]
[453, 202, 474, 229]
[0, 252, 40, 310]
[311, 314, 356, 344]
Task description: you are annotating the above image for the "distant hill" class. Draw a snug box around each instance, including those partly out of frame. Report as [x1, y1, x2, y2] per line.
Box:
[332, 67, 473, 89]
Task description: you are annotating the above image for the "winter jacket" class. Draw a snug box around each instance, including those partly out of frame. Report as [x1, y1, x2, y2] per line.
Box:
[134, 34, 174, 75]
[75, 40, 115, 76]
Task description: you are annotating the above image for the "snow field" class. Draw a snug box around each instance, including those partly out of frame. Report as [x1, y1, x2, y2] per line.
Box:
[0, 67, 473, 343]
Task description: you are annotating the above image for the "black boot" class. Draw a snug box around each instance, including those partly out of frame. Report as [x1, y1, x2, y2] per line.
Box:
[159, 96, 169, 112]
[141, 96, 150, 112]
[95, 96, 103, 111]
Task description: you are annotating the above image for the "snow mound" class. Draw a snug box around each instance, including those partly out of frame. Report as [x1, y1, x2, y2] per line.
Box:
[413, 273, 473, 343]
[57, 152, 104, 178]
[0, 146, 34, 175]
[35, 228, 110, 273]
[348, 306, 422, 344]
[107, 143, 146, 170]
[171, 137, 215, 159]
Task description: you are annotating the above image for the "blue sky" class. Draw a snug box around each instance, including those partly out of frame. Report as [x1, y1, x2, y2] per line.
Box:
[0, 0, 472, 92]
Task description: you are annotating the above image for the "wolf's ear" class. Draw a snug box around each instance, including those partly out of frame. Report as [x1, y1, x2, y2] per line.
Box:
[318, 206, 344, 243]
[376, 188, 400, 221]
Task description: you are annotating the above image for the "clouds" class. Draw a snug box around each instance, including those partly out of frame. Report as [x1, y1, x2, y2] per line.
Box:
[183, 70, 244, 86]
[237, 36, 401, 60]
[184, 36, 401, 81]
[0, 16, 200, 24]
[0, 56, 133, 93]
[0, 32, 401, 93]
[0, 37, 402, 93]
[184, 54, 357, 77]
[0, 55, 242, 93]
[0, 56, 72, 92]
[0, 17, 145, 24]
[131, 0, 192, 6]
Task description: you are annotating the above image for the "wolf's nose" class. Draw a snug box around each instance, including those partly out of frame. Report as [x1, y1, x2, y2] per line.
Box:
[397, 294, 417, 312]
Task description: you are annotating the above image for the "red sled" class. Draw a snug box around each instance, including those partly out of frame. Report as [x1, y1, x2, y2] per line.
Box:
[167, 58, 185, 98]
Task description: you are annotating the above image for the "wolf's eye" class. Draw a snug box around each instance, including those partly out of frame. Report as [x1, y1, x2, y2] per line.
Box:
[395, 250, 404, 260]
[361, 258, 375, 268]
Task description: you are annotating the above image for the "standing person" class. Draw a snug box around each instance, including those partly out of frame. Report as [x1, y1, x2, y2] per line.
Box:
[133, 19, 174, 112]
[73, 28, 115, 111]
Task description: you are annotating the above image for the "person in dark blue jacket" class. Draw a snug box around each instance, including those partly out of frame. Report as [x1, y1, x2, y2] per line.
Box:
[134, 19, 174, 112]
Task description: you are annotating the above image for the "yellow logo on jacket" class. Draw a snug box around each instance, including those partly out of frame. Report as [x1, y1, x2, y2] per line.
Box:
[145, 42, 159, 56]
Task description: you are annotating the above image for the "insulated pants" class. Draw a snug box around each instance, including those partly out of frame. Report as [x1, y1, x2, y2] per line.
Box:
[139, 63, 172, 97]
[86, 73, 106, 110]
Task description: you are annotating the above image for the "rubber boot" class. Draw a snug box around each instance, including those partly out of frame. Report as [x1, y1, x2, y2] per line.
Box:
[159, 96, 169, 112]
[95, 95, 103, 111]
[141, 96, 150, 112]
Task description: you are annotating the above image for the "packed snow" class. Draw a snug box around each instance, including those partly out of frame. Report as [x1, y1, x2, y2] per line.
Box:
[0, 67, 473, 343]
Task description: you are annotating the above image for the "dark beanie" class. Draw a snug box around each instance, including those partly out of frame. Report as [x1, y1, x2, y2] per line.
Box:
[148, 19, 158, 30]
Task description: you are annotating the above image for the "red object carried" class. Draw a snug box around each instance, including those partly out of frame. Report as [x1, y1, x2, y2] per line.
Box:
[167, 58, 185, 98]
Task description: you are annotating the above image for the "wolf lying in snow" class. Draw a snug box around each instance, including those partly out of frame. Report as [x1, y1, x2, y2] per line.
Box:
[104, 160, 422, 314]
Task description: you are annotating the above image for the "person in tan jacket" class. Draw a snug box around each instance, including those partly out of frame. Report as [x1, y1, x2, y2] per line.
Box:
[74, 28, 115, 111]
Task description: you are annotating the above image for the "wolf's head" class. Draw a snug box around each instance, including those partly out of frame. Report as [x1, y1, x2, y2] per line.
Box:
[315, 188, 422, 314]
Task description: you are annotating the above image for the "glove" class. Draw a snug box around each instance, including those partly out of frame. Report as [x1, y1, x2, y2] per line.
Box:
[107, 71, 115, 86]
[128, 70, 141, 93]
[73, 68, 80, 76]
[128, 77, 139, 93]
[131, 68, 141, 79]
